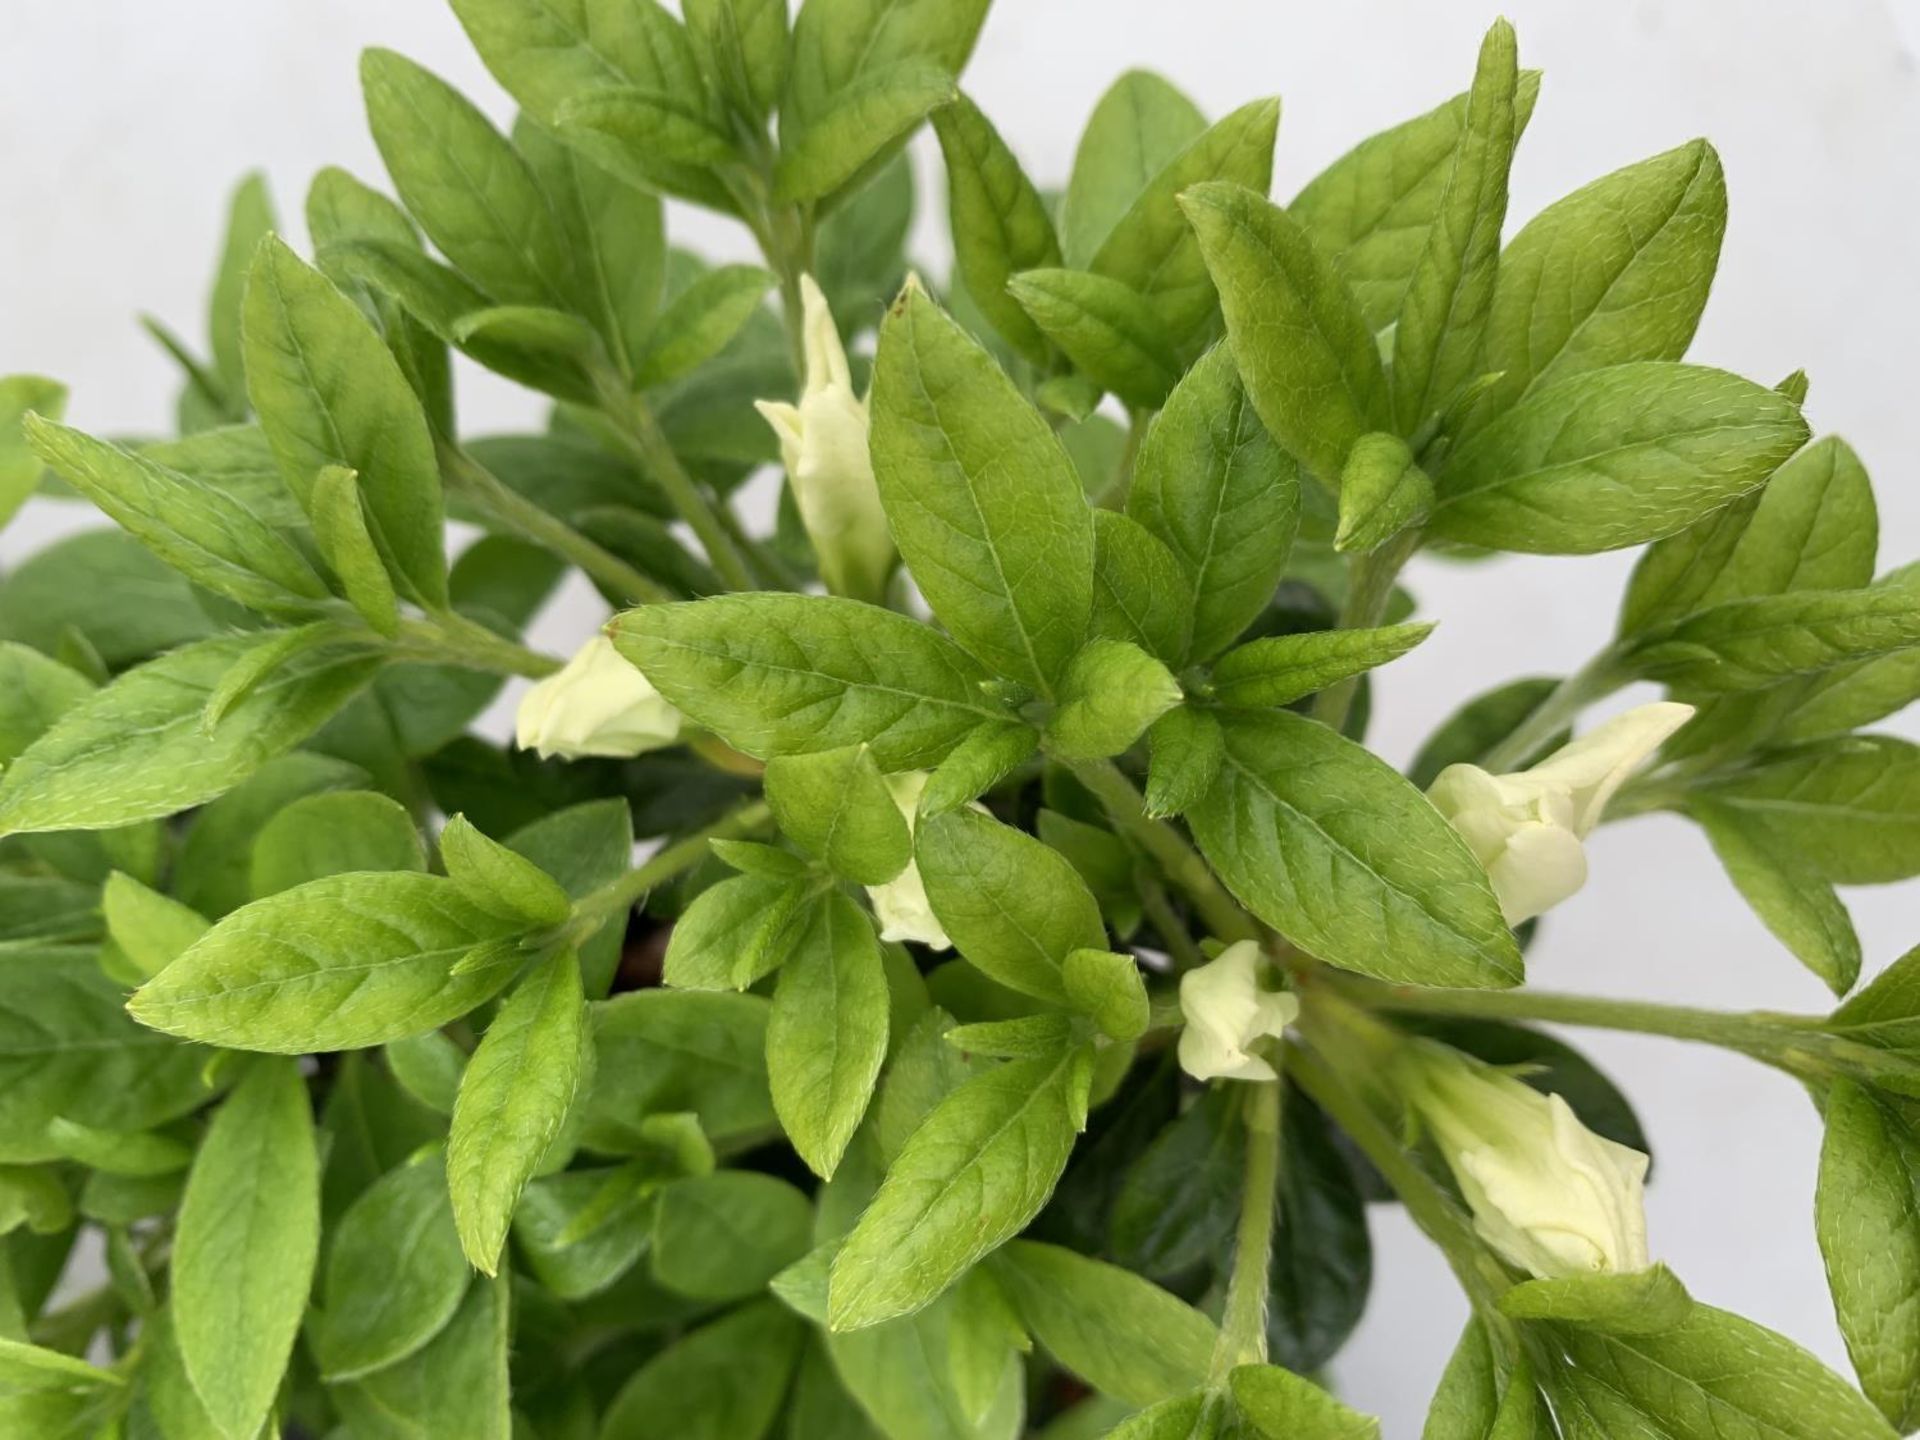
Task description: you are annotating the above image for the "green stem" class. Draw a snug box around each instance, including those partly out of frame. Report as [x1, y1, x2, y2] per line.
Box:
[1209, 1078, 1281, 1382]
[1070, 759, 1260, 945]
[594, 380, 757, 593]
[1283, 1043, 1510, 1313]
[571, 800, 773, 934]
[396, 612, 559, 680]
[1478, 648, 1629, 774]
[438, 442, 674, 606]
[1137, 872, 1205, 971]
[1310, 535, 1417, 731]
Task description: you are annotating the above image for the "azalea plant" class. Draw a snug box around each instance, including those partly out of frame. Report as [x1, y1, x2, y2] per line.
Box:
[3, 3, 1919, 1437]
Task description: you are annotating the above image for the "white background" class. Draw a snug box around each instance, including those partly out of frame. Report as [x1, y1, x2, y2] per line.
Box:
[5, 2, 1920, 1432]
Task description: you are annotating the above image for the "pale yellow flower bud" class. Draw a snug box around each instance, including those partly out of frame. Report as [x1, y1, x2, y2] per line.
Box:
[754, 275, 895, 603]
[515, 636, 682, 761]
[1428, 701, 1694, 924]
[1176, 941, 1299, 1083]
[863, 772, 951, 950]
[1404, 1041, 1650, 1279]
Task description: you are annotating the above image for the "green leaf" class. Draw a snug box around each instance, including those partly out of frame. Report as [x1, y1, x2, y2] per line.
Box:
[244, 235, 448, 604]
[23, 416, 330, 616]
[684, 0, 788, 121]
[1533, 1301, 1896, 1439]
[1145, 706, 1225, 818]
[102, 872, 209, 981]
[1391, 21, 1518, 433]
[785, 0, 990, 129]
[993, 1239, 1215, 1407]
[449, 947, 585, 1274]
[1063, 949, 1149, 1042]
[1266, 1088, 1374, 1374]
[0, 376, 66, 531]
[361, 48, 577, 311]
[1818, 1078, 1920, 1430]
[553, 83, 737, 176]
[310, 464, 400, 635]
[250, 789, 425, 899]
[1191, 710, 1521, 986]
[769, 892, 890, 1179]
[1408, 677, 1562, 789]
[331, 1271, 511, 1440]
[663, 872, 815, 991]
[386, 1031, 464, 1115]
[871, 285, 1095, 695]
[1336, 432, 1434, 554]
[173, 1059, 318, 1440]
[1009, 268, 1181, 410]
[1685, 736, 1920, 885]
[129, 870, 527, 1053]
[1231, 1364, 1381, 1438]
[1485, 140, 1726, 414]
[1062, 71, 1206, 267]
[1422, 1323, 1553, 1440]
[0, 1336, 120, 1438]
[766, 745, 913, 884]
[933, 92, 1062, 365]
[916, 806, 1106, 1003]
[612, 593, 1005, 769]
[0, 632, 377, 837]
[504, 798, 633, 998]
[1499, 1265, 1693, 1335]
[1632, 582, 1920, 694]
[209, 173, 277, 399]
[1183, 182, 1390, 485]
[43, 1117, 187, 1179]
[601, 1300, 805, 1440]
[1044, 639, 1182, 761]
[1091, 511, 1194, 666]
[1692, 800, 1860, 995]
[651, 1170, 813, 1300]
[635, 264, 775, 386]
[1109, 1085, 1241, 1279]
[1128, 344, 1300, 663]
[582, 990, 774, 1152]
[310, 1153, 469, 1381]
[1091, 99, 1281, 352]
[828, 1044, 1090, 1329]
[439, 813, 573, 927]
[1211, 623, 1433, 709]
[1429, 362, 1810, 555]
[777, 61, 956, 203]
[449, 0, 732, 211]
[920, 721, 1039, 820]
[1291, 73, 1542, 332]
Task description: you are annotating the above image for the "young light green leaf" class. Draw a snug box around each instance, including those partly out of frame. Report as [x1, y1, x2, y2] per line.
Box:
[1392, 21, 1517, 433]
[244, 235, 448, 604]
[1062, 71, 1206, 267]
[1430, 362, 1810, 554]
[386, 1030, 465, 1114]
[0, 632, 377, 837]
[1062, 949, 1149, 1042]
[635, 264, 774, 386]
[1621, 435, 1876, 636]
[310, 1152, 469, 1380]
[1146, 706, 1225, 818]
[551, 84, 737, 176]
[992, 1239, 1215, 1408]
[1498, 1265, 1694, 1336]
[871, 285, 1095, 695]
[1010, 268, 1181, 410]
[613, 594, 1005, 769]
[250, 789, 425, 898]
[1485, 140, 1726, 414]
[1230, 1364, 1382, 1439]
[601, 1300, 805, 1440]
[1191, 710, 1521, 986]
[1044, 638, 1183, 761]
[42, 1117, 189, 1178]
[1629, 584, 1920, 693]
[1183, 181, 1390, 486]
[173, 1058, 318, 1440]
[129, 870, 528, 1053]
[765, 744, 913, 884]
[309, 463, 398, 634]
[438, 813, 573, 928]
[915, 806, 1106, 1003]
[1211, 623, 1434, 709]
[23, 415, 330, 616]
[663, 872, 816, 991]
[1774, 566, 1920, 745]
[209, 173, 277, 399]
[769, 891, 890, 1179]
[1817, 1078, 1920, 1430]
[933, 92, 1062, 365]
[828, 1044, 1091, 1330]
[919, 721, 1038, 820]
[1337, 432, 1434, 554]
[776, 61, 955, 204]
[1129, 345, 1300, 662]
[684, 0, 788, 122]
[449, 947, 585, 1274]
[1091, 99, 1281, 351]
[0, 375, 66, 531]
[1692, 800, 1860, 995]
[1091, 511, 1194, 666]
[102, 872, 210, 981]
[651, 1170, 813, 1300]
[784, 0, 990, 127]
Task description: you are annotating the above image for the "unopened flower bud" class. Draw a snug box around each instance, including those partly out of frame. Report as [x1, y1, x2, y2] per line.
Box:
[1177, 941, 1299, 1083]
[515, 636, 682, 761]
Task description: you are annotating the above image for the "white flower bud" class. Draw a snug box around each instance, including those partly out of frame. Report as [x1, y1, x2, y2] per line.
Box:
[754, 275, 895, 603]
[1403, 1042, 1651, 1279]
[864, 772, 951, 950]
[1428, 701, 1694, 924]
[515, 636, 683, 761]
[1176, 941, 1299, 1083]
